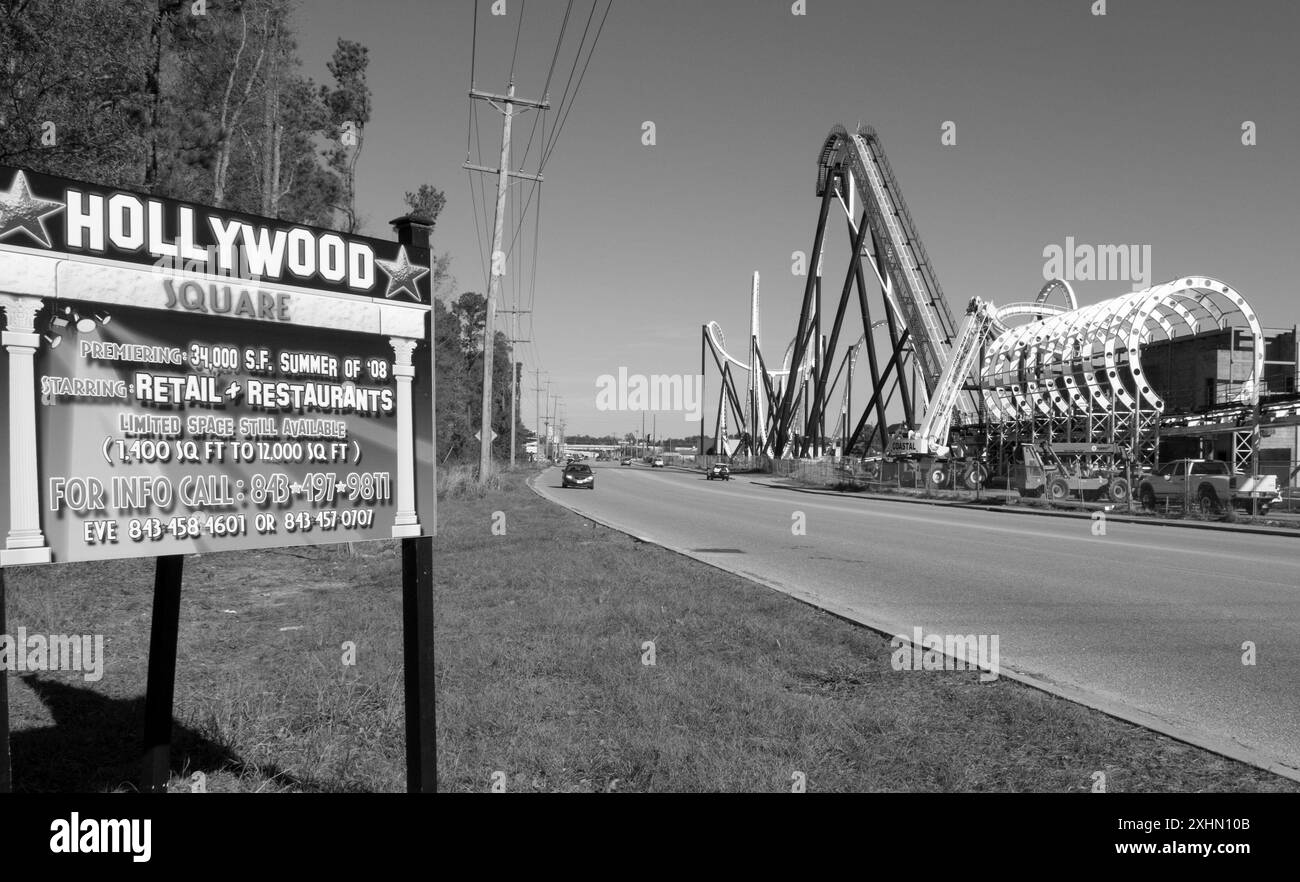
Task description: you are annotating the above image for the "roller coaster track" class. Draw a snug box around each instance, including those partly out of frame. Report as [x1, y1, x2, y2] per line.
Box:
[819, 125, 972, 422]
[704, 125, 1279, 468]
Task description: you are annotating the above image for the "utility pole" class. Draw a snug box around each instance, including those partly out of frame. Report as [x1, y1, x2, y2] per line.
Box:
[464, 83, 549, 481]
[531, 370, 545, 463]
[500, 309, 530, 469]
[549, 393, 559, 460]
[700, 325, 707, 458]
[557, 402, 566, 459]
[544, 392, 552, 461]
[544, 381, 553, 460]
[509, 361, 519, 468]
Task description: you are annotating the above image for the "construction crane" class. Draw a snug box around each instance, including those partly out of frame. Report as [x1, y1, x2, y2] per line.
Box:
[888, 297, 995, 458]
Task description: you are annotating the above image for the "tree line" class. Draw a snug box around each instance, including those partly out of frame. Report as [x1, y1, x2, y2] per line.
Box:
[0, 0, 524, 464]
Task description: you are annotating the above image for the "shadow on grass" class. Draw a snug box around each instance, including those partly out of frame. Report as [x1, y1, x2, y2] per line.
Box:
[11, 674, 327, 793]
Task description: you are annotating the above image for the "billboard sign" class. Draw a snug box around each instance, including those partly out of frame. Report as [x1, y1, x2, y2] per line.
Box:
[0, 166, 434, 565]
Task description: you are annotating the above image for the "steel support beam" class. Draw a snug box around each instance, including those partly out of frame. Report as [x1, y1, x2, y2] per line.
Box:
[851, 218, 894, 439]
[802, 206, 873, 456]
[866, 227, 914, 424]
[752, 344, 782, 448]
[774, 178, 838, 455]
[846, 329, 910, 455]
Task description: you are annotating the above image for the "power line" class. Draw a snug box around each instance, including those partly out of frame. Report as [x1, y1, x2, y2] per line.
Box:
[484, 0, 607, 277]
[513, 2, 571, 394]
[508, 0, 526, 85]
[527, 183, 542, 322]
[477, 106, 493, 278]
[466, 1, 494, 291]
[514, 1, 571, 176]
[514, 101, 546, 180]
[542, 1, 574, 97]
[544, 0, 599, 164]
[470, 0, 479, 87]
[542, 0, 613, 170]
[517, 31, 563, 178]
[466, 5, 490, 291]
[496, 0, 612, 271]
[461, 0, 600, 439]
[466, 169, 488, 292]
[499, 183, 537, 273]
[509, 141, 519, 316]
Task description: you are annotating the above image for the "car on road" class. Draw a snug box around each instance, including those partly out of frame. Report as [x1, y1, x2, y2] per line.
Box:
[1137, 458, 1280, 515]
[621, 457, 633, 466]
[651, 457, 665, 468]
[562, 462, 595, 489]
[706, 463, 731, 481]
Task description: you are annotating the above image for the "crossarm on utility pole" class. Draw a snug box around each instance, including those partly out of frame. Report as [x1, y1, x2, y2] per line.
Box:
[461, 163, 544, 182]
[468, 88, 551, 110]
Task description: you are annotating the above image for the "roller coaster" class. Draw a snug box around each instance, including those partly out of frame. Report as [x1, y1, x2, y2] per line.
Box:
[701, 124, 1297, 484]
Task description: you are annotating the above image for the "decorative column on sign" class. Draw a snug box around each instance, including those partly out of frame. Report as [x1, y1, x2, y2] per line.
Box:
[389, 336, 421, 538]
[0, 294, 52, 564]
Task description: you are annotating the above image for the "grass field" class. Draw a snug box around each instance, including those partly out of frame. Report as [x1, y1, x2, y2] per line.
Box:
[4, 465, 1296, 792]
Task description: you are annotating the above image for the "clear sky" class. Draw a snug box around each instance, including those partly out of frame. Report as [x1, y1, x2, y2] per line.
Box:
[293, 0, 1300, 438]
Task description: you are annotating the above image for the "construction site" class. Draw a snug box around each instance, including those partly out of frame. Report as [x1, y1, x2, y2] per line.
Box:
[700, 124, 1300, 506]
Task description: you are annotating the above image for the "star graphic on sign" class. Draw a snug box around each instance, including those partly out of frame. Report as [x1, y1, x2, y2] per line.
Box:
[375, 245, 430, 302]
[0, 169, 63, 248]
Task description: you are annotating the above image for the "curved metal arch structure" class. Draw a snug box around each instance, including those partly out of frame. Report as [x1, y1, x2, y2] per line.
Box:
[978, 277, 1264, 468]
[983, 278, 1263, 415]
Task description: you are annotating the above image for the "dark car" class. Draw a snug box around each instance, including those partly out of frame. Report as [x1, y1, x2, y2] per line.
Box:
[562, 462, 595, 489]
[707, 463, 731, 481]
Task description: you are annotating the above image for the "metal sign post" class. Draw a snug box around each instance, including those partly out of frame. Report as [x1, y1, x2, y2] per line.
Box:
[141, 555, 184, 792]
[401, 536, 435, 792]
[398, 224, 438, 794]
[0, 568, 10, 793]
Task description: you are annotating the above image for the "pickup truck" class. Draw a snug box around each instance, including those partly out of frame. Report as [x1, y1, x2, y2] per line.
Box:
[1136, 459, 1280, 515]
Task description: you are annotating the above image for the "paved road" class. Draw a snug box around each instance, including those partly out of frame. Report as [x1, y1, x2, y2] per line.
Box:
[535, 463, 1300, 780]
